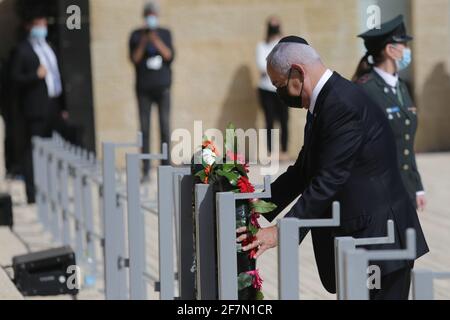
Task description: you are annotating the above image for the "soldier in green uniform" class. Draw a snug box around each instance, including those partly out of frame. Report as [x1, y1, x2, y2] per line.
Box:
[353, 15, 426, 211]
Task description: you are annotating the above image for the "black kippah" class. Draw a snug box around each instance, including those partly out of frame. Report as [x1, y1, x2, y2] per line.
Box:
[278, 36, 309, 45]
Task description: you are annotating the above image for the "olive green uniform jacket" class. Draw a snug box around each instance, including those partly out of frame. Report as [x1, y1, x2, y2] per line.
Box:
[357, 70, 424, 207]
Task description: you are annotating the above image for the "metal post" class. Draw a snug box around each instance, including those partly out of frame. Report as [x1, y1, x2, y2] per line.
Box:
[103, 133, 142, 300]
[176, 172, 195, 300]
[73, 169, 86, 266]
[48, 148, 61, 242]
[126, 154, 147, 300]
[343, 229, 417, 300]
[195, 184, 216, 300]
[278, 202, 340, 300]
[216, 192, 238, 300]
[126, 145, 167, 300]
[215, 176, 273, 300]
[411, 270, 450, 300]
[157, 166, 176, 300]
[82, 175, 97, 271]
[335, 220, 395, 300]
[60, 160, 71, 246]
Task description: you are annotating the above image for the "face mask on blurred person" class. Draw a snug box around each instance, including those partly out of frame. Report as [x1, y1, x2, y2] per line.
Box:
[276, 68, 304, 109]
[267, 24, 280, 37]
[395, 47, 412, 71]
[146, 15, 159, 30]
[30, 26, 48, 40]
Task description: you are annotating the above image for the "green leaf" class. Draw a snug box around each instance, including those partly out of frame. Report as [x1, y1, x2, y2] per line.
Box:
[216, 170, 240, 186]
[195, 170, 207, 183]
[255, 290, 265, 300]
[237, 272, 253, 291]
[222, 163, 236, 173]
[248, 223, 259, 236]
[251, 200, 277, 214]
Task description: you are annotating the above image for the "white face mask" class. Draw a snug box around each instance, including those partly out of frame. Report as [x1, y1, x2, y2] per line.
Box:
[395, 47, 412, 71]
[146, 15, 159, 30]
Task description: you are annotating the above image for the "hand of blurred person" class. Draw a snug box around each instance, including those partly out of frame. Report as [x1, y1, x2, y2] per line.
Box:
[37, 65, 47, 79]
[148, 31, 173, 61]
[148, 29, 157, 40]
[416, 194, 427, 212]
[61, 111, 70, 121]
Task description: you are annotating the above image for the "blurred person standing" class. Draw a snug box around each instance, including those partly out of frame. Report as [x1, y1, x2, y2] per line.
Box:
[353, 15, 426, 211]
[11, 13, 68, 204]
[129, 1, 174, 180]
[256, 16, 290, 161]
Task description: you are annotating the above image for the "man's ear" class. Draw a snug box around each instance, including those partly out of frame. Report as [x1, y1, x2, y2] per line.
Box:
[290, 64, 305, 81]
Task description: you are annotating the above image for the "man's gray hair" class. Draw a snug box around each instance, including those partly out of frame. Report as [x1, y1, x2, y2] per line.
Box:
[267, 43, 322, 76]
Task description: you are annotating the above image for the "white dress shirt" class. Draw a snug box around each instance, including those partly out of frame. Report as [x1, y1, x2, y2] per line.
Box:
[256, 40, 279, 92]
[374, 67, 399, 94]
[309, 68, 333, 114]
[29, 38, 63, 98]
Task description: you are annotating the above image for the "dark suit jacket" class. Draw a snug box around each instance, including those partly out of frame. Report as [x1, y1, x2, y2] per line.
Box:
[10, 39, 62, 120]
[266, 72, 429, 294]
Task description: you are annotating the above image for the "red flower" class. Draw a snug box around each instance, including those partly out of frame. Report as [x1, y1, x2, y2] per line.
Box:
[246, 269, 263, 290]
[237, 176, 255, 193]
[249, 248, 258, 260]
[250, 212, 261, 229]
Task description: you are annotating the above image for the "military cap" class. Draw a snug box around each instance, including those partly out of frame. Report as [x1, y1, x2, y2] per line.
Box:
[358, 15, 412, 54]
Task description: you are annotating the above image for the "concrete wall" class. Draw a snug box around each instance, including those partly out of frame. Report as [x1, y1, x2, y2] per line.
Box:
[412, 0, 450, 152]
[89, 0, 450, 164]
[89, 0, 361, 162]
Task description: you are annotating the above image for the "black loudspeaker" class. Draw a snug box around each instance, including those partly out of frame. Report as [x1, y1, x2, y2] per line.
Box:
[13, 246, 79, 296]
[0, 193, 13, 227]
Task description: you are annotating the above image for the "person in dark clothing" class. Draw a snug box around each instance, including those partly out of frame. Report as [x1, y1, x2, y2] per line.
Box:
[129, 1, 174, 180]
[256, 16, 290, 160]
[11, 14, 68, 204]
[237, 36, 428, 300]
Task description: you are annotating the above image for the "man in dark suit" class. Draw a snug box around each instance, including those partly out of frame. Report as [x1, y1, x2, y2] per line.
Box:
[237, 36, 429, 299]
[129, 1, 174, 181]
[11, 14, 68, 204]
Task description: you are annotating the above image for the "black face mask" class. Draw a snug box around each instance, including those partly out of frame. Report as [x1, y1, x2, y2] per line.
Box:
[276, 68, 304, 108]
[267, 24, 280, 37]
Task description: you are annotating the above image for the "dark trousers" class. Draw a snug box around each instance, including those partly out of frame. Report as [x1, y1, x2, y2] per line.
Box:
[137, 87, 171, 175]
[370, 267, 412, 300]
[23, 97, 68, 204]
[23, 119, 52, 204]
[258, 89, 289, 153]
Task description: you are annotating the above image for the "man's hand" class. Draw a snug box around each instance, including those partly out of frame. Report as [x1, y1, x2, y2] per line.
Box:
[236, 225, 278, 259]
[37, 65, 47, 79]
[416, 194, 427, 212]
